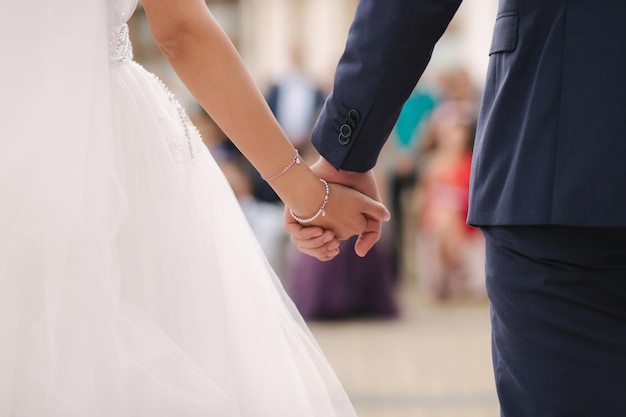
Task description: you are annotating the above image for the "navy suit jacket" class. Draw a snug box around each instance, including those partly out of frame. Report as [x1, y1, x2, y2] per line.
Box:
[312, 0, 626, 227]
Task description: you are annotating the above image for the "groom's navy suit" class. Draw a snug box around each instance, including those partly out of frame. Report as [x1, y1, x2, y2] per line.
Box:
[312, 1, 626, 415]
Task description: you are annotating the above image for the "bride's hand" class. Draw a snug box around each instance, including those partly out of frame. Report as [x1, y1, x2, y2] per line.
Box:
[284, 216, 341, 261]
[285, 182, 389, 261]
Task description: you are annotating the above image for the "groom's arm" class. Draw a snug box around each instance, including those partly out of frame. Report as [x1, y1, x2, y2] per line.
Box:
[289, 0, 463, 259]
[312, 0, 462, 172]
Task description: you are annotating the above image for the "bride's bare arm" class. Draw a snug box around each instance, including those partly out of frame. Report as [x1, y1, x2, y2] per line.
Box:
[140, 0, 389, 239]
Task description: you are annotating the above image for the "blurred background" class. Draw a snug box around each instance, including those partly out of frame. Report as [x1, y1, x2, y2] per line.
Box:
[130, 1, 499, 415]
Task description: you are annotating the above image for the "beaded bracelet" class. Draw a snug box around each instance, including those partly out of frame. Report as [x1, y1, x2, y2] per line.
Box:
[289, 178, 330, 224]
[263, 149, 301, 181]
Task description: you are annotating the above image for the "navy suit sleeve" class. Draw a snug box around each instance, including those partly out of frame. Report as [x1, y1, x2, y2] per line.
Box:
[312, 0, 462, 172]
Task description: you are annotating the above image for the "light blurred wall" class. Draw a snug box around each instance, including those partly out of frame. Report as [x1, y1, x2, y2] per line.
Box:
[239, 0, 359, 89]
[131, 1, 498, 105]
[424, 0, 498, 89]
[237, 0, 498, 91]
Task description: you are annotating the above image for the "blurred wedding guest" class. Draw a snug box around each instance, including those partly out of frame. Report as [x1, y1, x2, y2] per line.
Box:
[383, 86, 438, 277]
[247, 48, 327, 206]
[191, 106, 237, 161]
[285, 236, 397, 320]
[266, 47, 326, 151]
[222, 158, 288, 275]
[414, 102, 484, 300]
[416, 68, 478, 154]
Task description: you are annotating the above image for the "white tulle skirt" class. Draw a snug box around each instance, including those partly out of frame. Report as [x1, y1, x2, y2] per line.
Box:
[0, 26, 356, 417]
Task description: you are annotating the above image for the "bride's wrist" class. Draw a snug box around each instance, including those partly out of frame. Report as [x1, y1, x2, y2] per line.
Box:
[266, 162, 327, 218]
[288, 178, 329, 224]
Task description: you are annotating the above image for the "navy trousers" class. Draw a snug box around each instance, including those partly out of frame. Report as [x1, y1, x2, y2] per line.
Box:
[482, 226, 626, 417]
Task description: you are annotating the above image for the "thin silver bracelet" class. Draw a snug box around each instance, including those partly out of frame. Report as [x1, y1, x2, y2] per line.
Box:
[263, 149, 301, 181]
[289, 178, 330, 224]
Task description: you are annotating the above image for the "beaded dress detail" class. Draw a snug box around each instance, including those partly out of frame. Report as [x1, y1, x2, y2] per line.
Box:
[110, 13, 198, 180]
[0, 1, 356, 416]
[110, 23, 133, 65]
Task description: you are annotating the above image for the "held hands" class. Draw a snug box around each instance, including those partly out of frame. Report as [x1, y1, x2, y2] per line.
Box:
[285, 157, 390, 261]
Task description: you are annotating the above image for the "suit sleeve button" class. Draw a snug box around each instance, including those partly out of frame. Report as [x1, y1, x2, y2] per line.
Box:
[345, 117, 356, 129]
[338, 133, 350, 145]
[348, 109, 360, 122]
[340, 124, 352, 137]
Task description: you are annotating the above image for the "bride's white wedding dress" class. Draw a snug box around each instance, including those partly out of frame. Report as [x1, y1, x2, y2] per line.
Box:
[0, 1, 356, 416]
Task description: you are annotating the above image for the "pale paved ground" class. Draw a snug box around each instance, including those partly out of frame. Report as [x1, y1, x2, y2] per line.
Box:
[308, 284, 499, 417]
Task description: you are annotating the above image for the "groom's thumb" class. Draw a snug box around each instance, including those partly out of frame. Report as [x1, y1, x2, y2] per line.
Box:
[354, 207, 390, 257]
[362, 199, 391, 224]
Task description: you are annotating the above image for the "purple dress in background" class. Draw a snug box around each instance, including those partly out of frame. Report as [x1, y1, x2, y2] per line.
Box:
[285, 236, 398, 320]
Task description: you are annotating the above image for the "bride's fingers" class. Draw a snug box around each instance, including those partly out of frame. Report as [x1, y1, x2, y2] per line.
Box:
[293, 235, 340, 253]
[316, 248, 340, 262]
[287, 228, 341, 258]
[284, 207, 341, 250]
[296, 241, 340, 260]
[291, 234, 339, 251]
[284, 221, 325, 238]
